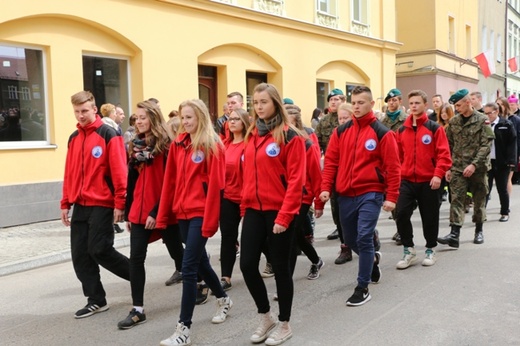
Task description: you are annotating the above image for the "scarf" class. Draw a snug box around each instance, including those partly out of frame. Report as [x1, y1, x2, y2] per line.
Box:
[386, 109, 401, 122]
[256, 113, 283, 136]
[131, 136, 155, 166]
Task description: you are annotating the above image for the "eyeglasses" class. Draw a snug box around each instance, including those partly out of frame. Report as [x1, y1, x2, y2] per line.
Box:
[228, 117, 241, 122]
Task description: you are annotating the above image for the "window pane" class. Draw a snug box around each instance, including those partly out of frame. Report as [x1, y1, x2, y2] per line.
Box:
[0, 45, 46, 142]
[246, 72, 267, 112]
[316, 81, 329, 110]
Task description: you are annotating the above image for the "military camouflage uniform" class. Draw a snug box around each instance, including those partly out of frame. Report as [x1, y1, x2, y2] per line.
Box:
[316, 112, 339, 154]
[380, 111, 407, 132]
[446, 110, 494, 226]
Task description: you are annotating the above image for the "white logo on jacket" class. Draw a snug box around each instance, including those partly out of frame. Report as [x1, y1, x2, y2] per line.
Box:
[365, 139, 377, 151]
[192, 150, 205, 163]
[92, 146, 103, 158]
[422, 134, 432, 145]
[266, 143, 281, 157]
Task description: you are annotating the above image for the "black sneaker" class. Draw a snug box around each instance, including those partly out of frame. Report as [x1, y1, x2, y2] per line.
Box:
[307, 258, 324, 280]
[327, 229, 339, 240]
[117, 308, 147, 329]
[74, 303, 109, 319]
[346, 286, 371, 307]
[195, 283, 209, 305]
[371, 251, 382, 284]
[114, 224, 124, 233]
[165, 270, 183, 286]
[221, 279, 232, 291]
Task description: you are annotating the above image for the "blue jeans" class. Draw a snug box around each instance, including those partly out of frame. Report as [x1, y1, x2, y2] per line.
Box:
[178, 218, 226, 327]
[338, 192, 383, 288]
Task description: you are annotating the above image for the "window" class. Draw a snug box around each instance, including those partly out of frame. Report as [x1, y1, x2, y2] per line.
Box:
[316, 81, 330, 111]
[82, 56, 129, 119]
[352, 0, 368, 24]
[448, 16, 455, 54]
[466, 25, 472, 59]
[490, 29, 495, 62]
[0, 45, 47, 144]
[246, 72, 267, 112]
[497, 34, 502, 62]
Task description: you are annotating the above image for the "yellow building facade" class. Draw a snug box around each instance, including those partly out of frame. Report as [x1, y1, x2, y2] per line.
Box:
[0, 0, 400, 227]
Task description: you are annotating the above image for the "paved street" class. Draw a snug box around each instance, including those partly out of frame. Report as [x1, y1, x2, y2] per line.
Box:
[1, 189, 520, 345]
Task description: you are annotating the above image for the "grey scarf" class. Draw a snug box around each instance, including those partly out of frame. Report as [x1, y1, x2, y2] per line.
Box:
[256, 113, 283, 136]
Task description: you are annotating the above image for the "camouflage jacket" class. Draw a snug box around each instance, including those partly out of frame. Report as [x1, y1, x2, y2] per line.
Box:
[316, 112, 339, 153]
[381, 110, 407, 132]
[446, 110, 495, 173]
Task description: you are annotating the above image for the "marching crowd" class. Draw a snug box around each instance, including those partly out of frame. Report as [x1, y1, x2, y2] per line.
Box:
[59, 83, 517, 345]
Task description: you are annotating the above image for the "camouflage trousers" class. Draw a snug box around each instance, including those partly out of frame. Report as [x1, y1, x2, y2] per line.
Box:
[449, 171, 488, 226]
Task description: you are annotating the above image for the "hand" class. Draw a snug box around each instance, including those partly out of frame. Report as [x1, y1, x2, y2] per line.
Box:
[126, 221, 132, 232]
[463, 164, 475, 177]
[315, 209, 323, 218]
[445, 170, 452, 182]
[430, 176, 441, 190]
[319, 191, 330, 203]
[61, 209, 70, 227]
[113, 208, 124, 223]
[382, 201, 396, 212]
[145, 216, 156, 230]
[273, 223, 287, 234]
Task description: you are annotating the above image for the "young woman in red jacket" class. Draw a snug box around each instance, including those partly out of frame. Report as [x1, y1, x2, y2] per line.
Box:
[156, 99, 232, 346]
[117, 100, 184, 330]
[240, 83, 306, 346]
[219, 108, 250, 291]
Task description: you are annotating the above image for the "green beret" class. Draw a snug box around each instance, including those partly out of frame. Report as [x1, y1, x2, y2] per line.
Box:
[449, 89, 469, 105]
[327, 88, 344, 101]
[283, 98, 294, 105]
[384, 88, 402, 102]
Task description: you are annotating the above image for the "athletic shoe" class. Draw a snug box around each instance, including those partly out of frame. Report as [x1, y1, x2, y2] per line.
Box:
[422, 248, 436, 266]
[195, 283, 209, 305]
[74, 303, 109, 319]
[117, 308, 146, 329]
[250, 312, 277, 343]
[160, 322, 191, 346]
[265, 321, 292, 346]
[334, 244, 353, 265]
[327, 229, 339, 240]
[261, 263, 274, 278]
[373, 229, 381, 252]
[211, 296, 233, 324]
[371, 252, 382, 284]
[273, 292, 278, 301]
[307, 258, 324, 280]
[220, 278, 232, 291]
[346, 286, 371, 306]
[114, 224, 124, 233]
[396, 247, 417, 269]
[165, 270, 183, 286]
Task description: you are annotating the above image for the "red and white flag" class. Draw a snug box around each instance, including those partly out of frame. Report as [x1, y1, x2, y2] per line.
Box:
[508, 56, 519, 73]
[474, 50, 496, 78]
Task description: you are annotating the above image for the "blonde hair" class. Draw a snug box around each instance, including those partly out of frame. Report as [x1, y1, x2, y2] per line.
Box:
[338, 102, 353, 114]
[100, 103, 116, 118]
[178, 99, 222, 156]
[167, 115, 180, 139]
[245, 83, 302, 145]
[130, 100, 172, 156]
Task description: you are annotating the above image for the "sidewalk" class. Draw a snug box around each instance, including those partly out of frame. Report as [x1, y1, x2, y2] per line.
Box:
[0, 220, 130, 276]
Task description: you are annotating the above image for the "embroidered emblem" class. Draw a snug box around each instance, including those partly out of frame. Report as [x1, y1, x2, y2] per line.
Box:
[422, 134, 432, 145]
[266, 143, 281, 157]
[92, 146, 103, 158]
[192, 150, 205, 163]
[365, 139, 377, 151]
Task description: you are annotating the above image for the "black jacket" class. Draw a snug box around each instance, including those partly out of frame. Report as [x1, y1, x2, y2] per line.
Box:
[492, 117, 517, 167]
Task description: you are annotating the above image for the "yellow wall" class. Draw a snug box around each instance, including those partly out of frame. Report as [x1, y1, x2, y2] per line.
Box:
[1, 0, 400, 187]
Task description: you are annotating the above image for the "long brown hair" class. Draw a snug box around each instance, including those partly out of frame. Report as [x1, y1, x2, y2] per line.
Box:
[437, 103, 454, 128]
[129, 100, 172, 156]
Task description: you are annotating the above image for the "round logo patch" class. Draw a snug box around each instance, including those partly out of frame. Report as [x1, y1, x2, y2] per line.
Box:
[365, 139, 377, 151]
[266, 143, 281, 157]
[422, 134, 432, 145]
[91, 146, 103, 158]
[192, 150, 205, 163]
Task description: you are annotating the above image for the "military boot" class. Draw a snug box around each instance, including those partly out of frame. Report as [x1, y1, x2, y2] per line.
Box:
[437, 225, 460, 248]
[474, 223, 484, 244]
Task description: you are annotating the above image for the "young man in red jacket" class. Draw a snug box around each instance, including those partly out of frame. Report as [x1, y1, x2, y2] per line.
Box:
[60, 91, 129, 319]
[394, 90, 452, 269]
[320, 86, 401, 306]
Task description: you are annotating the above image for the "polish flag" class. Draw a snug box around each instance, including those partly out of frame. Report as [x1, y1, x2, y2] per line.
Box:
[508, 56, 519, 73]
[474, 51, 496, 78]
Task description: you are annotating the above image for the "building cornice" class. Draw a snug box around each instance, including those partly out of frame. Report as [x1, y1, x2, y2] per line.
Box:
[397, 49, 478, 68]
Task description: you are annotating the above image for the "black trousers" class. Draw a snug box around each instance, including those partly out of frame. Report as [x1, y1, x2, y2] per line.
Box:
[331, 191, 344, 243]
[240, 209, 295, 322]
[129, 223, 184, 306]
[395, 180, 440, 249]
[70, 205, 130, 305]
[219, 198, 241, 278]
[487, 159, 511, 215]
[290, 203, 320, 275]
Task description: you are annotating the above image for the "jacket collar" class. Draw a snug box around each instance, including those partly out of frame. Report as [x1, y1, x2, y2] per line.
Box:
[353, 111, 376, 127]
[403, 113, 428, 128]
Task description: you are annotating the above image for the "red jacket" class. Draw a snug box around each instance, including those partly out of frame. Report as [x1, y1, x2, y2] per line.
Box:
[396, 113, 452, 183]
[223, 140, 244, 204]
[241, 126, 306, 228]
[303, 138, 325, 210]
[61, 116, 127, 210]
[321, 112, 401, 203]
[156, 132, 225, 237]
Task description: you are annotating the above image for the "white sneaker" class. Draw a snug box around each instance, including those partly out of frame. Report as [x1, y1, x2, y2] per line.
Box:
[211, 296, 232, 324]
[261, 263, 275, 278]
[160, 322, 191, 346]
[422, 249, 436, 266]
[250, 312, 277, 343]
[265, 321, 292, 346]
[396, 247, 416, 269]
